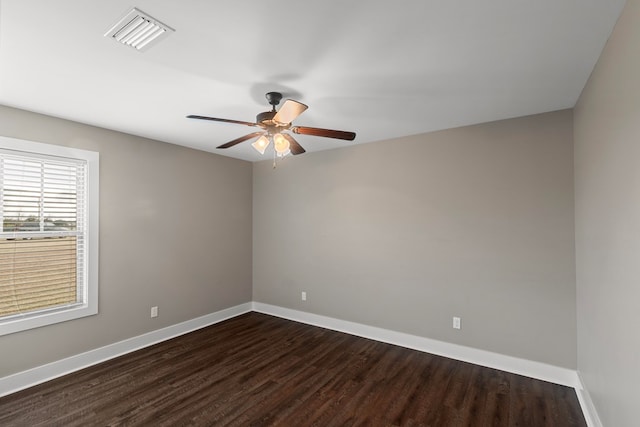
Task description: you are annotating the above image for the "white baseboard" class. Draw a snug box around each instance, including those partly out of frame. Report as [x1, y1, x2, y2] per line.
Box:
[0, 302, 252, 398]
[253, 302, 581, 389]
[575, 372, 603, 427]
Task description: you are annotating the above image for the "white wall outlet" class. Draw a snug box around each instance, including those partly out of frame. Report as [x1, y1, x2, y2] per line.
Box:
[151, 306, 158, 318]
[453, 316, 461, 329]
[301, 291, 307, 301]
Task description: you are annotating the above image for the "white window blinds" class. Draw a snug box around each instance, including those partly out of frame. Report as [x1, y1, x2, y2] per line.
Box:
[0, 150, 87, 320]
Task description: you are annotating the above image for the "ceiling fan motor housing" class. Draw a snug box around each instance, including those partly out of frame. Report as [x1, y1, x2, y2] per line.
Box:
[257, 92, 283, 126]
[256, 110, 277, 124]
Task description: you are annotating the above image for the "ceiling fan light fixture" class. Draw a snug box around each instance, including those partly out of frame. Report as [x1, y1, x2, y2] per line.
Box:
[105, 8, 174, 51]
[251, 135, 270, 154]
[273, 133, 291, 156]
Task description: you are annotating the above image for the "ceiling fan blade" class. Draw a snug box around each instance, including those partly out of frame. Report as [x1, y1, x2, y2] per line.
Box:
[282, 134, 306, 155]
[187, 115, 259, 127]
[217, 132, 264, 149]
[272, 100, 308, 124]
[290, 126, 356, 141]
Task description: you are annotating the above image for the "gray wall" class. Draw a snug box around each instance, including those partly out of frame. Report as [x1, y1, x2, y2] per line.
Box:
[253, 110, 576, 368]
[574, 0, 640, 424]
[0, 105, 253, 377]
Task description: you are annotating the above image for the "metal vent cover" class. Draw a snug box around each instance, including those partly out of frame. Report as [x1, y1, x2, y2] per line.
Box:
[105, 8, 174, 52]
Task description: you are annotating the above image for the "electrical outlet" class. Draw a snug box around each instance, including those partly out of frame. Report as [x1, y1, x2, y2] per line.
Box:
[453, 316, 461, 329]
[151, 306, 158, 318]
[301, 291, 307, 301]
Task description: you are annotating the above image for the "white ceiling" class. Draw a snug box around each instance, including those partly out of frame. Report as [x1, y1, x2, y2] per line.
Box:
[0, 0, 626, 162]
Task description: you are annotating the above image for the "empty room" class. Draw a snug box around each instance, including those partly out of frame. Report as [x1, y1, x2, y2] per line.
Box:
[0, 1, 638, 426]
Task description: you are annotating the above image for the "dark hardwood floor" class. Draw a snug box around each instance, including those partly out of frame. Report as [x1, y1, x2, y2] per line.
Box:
[0, 312, 586, 426]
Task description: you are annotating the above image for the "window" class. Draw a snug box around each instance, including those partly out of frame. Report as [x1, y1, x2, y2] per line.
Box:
[0, 136, 98, 336]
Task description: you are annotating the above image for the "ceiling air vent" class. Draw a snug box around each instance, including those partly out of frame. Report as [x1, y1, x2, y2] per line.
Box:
[105, 8, 174, 52]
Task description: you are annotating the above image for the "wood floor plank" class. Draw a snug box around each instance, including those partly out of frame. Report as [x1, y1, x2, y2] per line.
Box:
[0, 312, 586, 426]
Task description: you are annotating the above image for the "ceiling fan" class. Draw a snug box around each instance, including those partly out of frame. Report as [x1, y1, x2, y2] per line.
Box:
[187, 92, 356, 157]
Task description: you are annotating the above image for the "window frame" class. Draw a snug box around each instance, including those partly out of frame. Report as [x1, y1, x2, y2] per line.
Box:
[0, 136, 99, 336]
